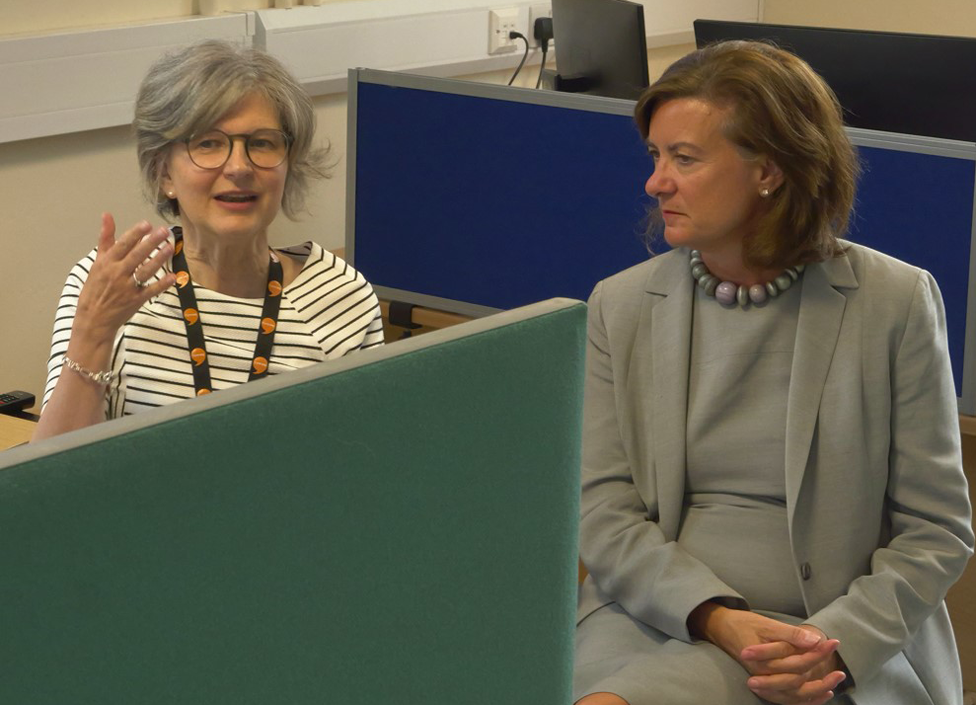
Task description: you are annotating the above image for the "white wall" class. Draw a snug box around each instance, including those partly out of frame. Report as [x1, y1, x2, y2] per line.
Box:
[762, 0, 976, 36]
[0, 0, 273, 35]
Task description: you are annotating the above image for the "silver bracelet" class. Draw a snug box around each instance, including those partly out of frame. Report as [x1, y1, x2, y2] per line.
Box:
[63, 355, 115, 386]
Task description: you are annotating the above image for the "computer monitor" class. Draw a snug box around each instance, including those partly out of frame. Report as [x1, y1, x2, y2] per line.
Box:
[551, 0, 649, 100]
[694, 19, 976, 142]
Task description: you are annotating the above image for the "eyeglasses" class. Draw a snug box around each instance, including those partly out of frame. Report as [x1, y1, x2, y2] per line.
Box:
[183, 129, 292, 169]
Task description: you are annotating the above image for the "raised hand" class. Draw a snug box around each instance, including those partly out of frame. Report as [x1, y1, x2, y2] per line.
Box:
[33, 214, 177, 441]
[73, 213, 175, 346]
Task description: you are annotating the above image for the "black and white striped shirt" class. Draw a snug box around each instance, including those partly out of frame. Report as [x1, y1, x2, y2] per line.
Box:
[44, 238, 384, 417]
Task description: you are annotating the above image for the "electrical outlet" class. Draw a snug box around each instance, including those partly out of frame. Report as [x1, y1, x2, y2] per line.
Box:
[528, 4, 552, 49]
[488, 7, 520, 55]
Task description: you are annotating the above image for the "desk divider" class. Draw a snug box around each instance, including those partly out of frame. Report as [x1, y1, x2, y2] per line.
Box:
[0, 298, 586, 705]
[347, 69, 976, 412]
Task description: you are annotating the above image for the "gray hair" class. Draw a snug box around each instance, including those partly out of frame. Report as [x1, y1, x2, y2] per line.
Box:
[134, 39, 327, 220]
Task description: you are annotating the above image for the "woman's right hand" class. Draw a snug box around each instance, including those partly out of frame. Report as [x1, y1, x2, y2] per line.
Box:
[33, 214, 176, 442]
[72, 213, 176, 350]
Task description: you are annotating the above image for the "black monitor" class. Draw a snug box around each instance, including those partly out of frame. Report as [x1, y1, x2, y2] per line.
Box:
[551, 0, 649, 100]
[694, 19, 976, 142]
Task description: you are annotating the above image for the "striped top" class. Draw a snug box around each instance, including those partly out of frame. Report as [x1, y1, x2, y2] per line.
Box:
[43, 236, 384, 418]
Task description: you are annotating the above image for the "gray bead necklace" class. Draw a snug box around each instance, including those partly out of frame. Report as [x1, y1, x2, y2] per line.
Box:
[689, 249, 805, 307]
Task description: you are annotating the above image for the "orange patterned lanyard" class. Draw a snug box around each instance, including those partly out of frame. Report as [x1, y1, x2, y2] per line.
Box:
[171, 227, 283, 396]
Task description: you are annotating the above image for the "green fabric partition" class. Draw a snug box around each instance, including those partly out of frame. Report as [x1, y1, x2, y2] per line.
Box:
[0, 299, 585, 705]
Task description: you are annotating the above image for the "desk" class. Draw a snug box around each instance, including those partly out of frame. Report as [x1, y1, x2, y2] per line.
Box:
[0, 414, 35, 450]
[948, 432, 976, 693]
[379, 300, 471, 342]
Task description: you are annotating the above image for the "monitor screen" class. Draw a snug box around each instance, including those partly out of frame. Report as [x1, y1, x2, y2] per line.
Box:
[551, 0, 649, 100]
[694, 19, 976, 142]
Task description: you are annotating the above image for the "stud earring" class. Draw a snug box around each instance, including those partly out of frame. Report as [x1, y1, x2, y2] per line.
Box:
[760, 188, 771, 198]
[167, 191, 176, 199]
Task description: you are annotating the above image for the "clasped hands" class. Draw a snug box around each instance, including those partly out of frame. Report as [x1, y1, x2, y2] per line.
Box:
[689, 602, 847, 705]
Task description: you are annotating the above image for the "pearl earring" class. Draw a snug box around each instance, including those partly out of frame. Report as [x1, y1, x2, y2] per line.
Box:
[167, 191, 176, 199]
[760, 188, 771, 198]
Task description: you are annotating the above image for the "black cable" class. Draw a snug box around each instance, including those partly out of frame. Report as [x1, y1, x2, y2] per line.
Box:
[507, 32, 529, 86]
[536, 46, 549, 89]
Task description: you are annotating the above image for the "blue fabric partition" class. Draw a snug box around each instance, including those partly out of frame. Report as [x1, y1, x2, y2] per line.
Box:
[347, 69, 976, 410]
[0, 299, 586, 705]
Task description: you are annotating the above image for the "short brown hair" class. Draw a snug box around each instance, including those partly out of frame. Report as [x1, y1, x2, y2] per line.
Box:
[134, 40, 327, 220]
[635, 40, 858, 269]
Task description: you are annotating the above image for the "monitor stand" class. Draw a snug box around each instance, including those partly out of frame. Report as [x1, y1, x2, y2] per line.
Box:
[551, 72, 596, 93]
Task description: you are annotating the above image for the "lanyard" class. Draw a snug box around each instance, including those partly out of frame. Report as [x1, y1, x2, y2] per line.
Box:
[171, 227, 283, 396]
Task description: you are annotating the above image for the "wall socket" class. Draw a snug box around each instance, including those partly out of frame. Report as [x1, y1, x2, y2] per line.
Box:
[488, 7, 520, 55]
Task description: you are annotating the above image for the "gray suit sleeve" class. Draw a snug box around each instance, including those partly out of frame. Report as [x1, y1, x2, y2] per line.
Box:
[805, 270, 974, 682]
[579, 280, 748, 642]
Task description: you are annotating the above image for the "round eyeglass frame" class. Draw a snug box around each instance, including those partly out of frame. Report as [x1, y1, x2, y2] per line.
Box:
[182, 129, 293, 170]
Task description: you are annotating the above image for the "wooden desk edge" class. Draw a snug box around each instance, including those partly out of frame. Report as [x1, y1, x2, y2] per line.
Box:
[378, 300, 472, 330]
[0, 413, 36, 450]
[961, 414, 976, 438]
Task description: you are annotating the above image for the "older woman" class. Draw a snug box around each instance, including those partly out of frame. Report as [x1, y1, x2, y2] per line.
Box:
[574, 41, 974, 705]
[34, 41, 383, 441]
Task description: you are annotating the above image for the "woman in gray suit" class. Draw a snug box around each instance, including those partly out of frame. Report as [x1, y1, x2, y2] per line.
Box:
[574, 41, 974, 705]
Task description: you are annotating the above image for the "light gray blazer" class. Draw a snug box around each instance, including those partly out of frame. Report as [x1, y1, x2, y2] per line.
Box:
[578, 244, 975, 704]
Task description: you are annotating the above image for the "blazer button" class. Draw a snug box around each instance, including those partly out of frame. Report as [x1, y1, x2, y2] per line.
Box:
[800, 562, 812, 581]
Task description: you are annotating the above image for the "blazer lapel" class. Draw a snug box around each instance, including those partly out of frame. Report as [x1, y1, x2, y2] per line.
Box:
[784, 255, 858, 515]
[629, 251, 694, 540]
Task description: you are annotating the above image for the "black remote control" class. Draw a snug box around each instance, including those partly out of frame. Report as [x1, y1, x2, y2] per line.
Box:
[0, 390, 36, 414]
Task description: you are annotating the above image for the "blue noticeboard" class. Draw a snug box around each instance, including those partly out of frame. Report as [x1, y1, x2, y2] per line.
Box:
[348, 72, 651, 314]
[347, 70, 976, 411]
[847, 138, 976, 399]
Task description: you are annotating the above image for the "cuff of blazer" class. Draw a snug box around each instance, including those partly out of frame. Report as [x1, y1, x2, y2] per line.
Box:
[577, 571, 749, 643]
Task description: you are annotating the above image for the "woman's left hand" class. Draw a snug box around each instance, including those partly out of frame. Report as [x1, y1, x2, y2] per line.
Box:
[740, 624, 847, 704]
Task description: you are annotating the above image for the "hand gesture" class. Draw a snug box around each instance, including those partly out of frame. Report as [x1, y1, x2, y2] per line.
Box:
[32, 214, 178, 442]
[73, 213, 175, 347]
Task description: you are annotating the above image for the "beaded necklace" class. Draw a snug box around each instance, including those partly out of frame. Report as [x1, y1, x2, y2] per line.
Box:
[689, 249, 805, 307]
